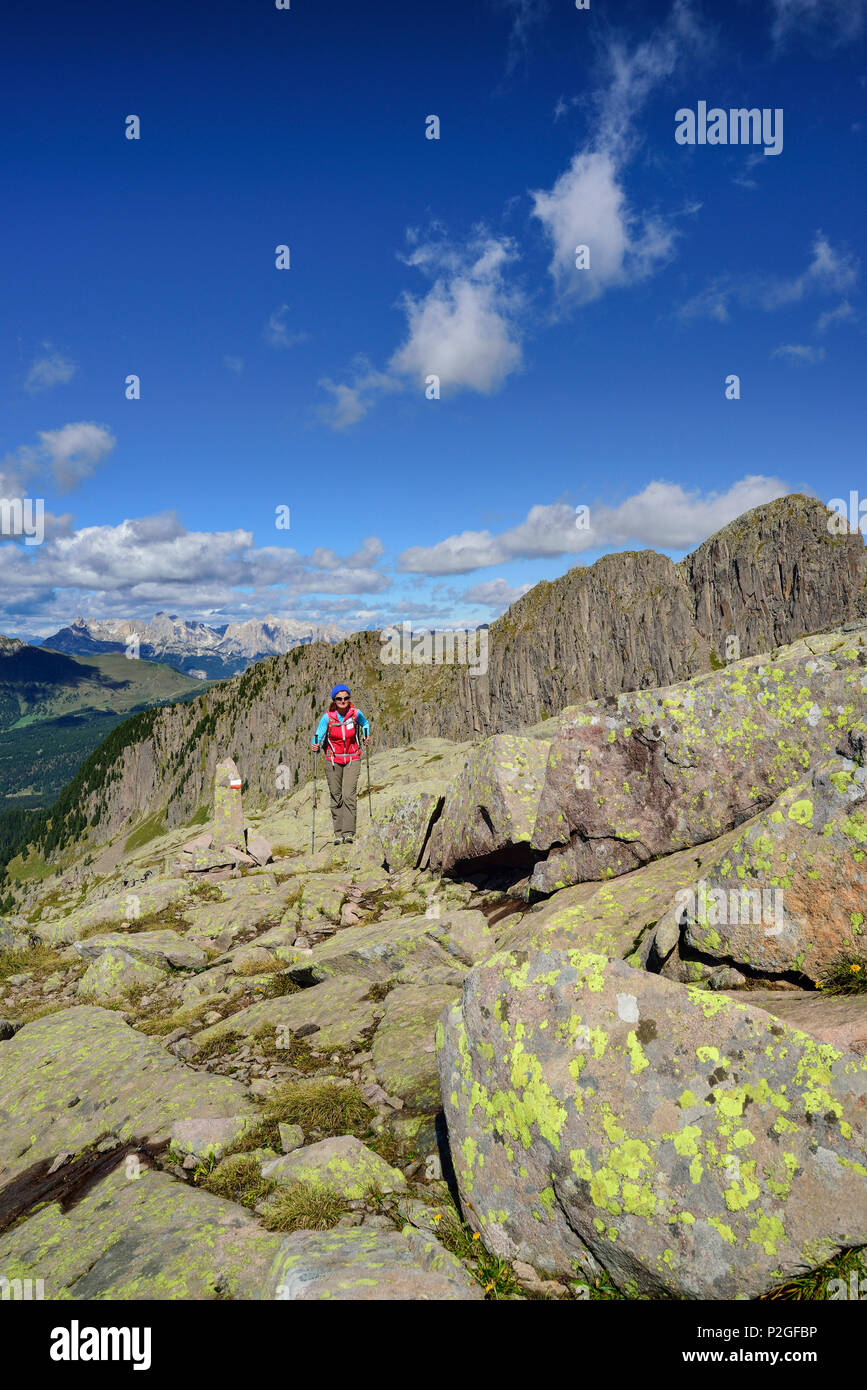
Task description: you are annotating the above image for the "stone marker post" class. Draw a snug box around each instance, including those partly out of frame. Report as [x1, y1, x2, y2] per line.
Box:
[214, 757, 244, 849]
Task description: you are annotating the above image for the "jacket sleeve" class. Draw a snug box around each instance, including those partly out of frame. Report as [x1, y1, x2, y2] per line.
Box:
[313, 713, 329, 744]
[356, 709, 370, 737]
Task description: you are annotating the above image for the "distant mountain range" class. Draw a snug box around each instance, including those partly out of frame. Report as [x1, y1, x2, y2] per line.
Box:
[0, 639, 207, 809]
[38, 613, 351, 679]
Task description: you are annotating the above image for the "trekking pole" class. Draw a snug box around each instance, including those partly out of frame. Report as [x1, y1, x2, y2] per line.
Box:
[365, 741, 373, 823]
[311, 746, 318, 856]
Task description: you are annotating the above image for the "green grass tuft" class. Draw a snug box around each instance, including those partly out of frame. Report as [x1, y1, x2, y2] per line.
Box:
[818, 953, 867, 996]
[263, 1080, 373, 1137]
[259, 1182, 347, 1232]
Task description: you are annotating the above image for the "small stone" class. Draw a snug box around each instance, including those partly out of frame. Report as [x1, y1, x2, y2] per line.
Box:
[294, 1023, 320, 1039]
[278, 1123, 304, 1154]
[182, 1153, 198, 1170]
[423, 1154, 442, 1182]
[203, 1011, 223, 1025]
[164, 1027, 190, 1045]
[171, 1039, 198, 1061]
[46, 1151, 72, 1175]
[250, 1078, 276, 1097]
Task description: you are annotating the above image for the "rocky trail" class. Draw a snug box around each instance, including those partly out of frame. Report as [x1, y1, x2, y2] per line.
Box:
[2, 606, 867, 1299]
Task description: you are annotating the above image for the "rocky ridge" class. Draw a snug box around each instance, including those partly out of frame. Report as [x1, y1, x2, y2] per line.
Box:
[14, 494, 866, 871]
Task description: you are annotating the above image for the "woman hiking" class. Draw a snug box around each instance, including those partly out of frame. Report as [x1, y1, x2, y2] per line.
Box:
[311, 684, 371, 844]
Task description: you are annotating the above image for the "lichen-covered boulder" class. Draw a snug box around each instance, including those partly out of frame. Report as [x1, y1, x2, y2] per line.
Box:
[498, 827, 745, 965]
[438, 948, 867, 1299]
[433, 734, 550, 874]
[677, 757, 867, 984]
[74, 929, 209, 971]
[36, 879, 192, 945]
[0, 1165, 289, 1299]
[190, 973, 384, 1053]
[371, 982, 460, 1111]
[261, 1135, 406, 1198]
[296, 876, 348, 930]
[77, 946, 167, 1002]
[355, 790, 443, 872]
[529, 631, 867, 895]
[266, 1224, 483, 1300]
[185, 893, 279, 951]
[722, 990, 867, 1057]
[0, 1007, 256, 1183]
[290, 909, 493, 988]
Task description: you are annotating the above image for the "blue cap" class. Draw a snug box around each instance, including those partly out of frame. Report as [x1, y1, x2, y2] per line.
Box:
[331, 684, 350, 698]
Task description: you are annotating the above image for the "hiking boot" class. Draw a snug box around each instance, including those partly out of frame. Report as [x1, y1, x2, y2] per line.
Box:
[342, 834, 354, 844]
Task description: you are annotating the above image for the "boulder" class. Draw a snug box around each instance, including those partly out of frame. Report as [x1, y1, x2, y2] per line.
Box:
[371, 982, 460, 1112]
[36, 880, 192, 945]
[77, 947, 167, 1002]
[677, 758, 867, 984]
[266, 1224, 483, 1300]
[190, 973, 384, 1053]
[434, 734, 550, 875]
[261, 1135, 406, 1199]
[185, 894, 280, 952]
[247, 835, 274, 866]
[498, 827, 745, 965]
[213, 756, 245, 850]
[74, 929, 209, 971]
[724, 990, 867, 1057]
[358, 790, 442, 872]
[528, 631, 867, 895]
[0, 1007, 255, 1184]
[0, 1164, 288, 1298]
[169, 1115, 258, 1160]
[290, 909, 493, 989]
[438, 948, 867, 1299]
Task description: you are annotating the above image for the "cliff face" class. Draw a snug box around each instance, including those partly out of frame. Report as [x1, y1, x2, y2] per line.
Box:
[33, 495, 867, 858]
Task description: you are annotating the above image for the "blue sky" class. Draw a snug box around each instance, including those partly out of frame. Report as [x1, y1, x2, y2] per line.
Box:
[1, 0, 864, 638]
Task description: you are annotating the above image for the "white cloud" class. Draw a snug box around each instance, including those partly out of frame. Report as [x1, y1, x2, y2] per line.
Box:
[0, 514, 392, 628]
[389, 234, 523, 393]
[817, 300, 856, 333]
[319, 234, 524, 427]
[0, 422, 115, 499]
[772, 343, 827, 364]
[531, 2, 708, 309]
[398, 476, 791, 574]
[264, 305, 308, 349]
[318, 360, 403, 430]
[498, 0, 548, 73]
[461, 577, 535, 608]
[38, 423, 116, 492]
[679, 235, 860, 322]
[532, 150, 677, 306]
[24, 350, 77, 393]
[223, 355, 244, 374]
[770, 0, 866, 46]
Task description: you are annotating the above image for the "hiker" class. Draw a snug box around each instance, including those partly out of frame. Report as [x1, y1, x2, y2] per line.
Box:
[311, 684, 371, 844]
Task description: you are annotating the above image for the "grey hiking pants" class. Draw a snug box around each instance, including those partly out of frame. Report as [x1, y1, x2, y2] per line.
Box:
[324, 758, 361, 836]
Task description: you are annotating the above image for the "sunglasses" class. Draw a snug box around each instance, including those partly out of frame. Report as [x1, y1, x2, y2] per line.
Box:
[335, 695, 350, 702]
